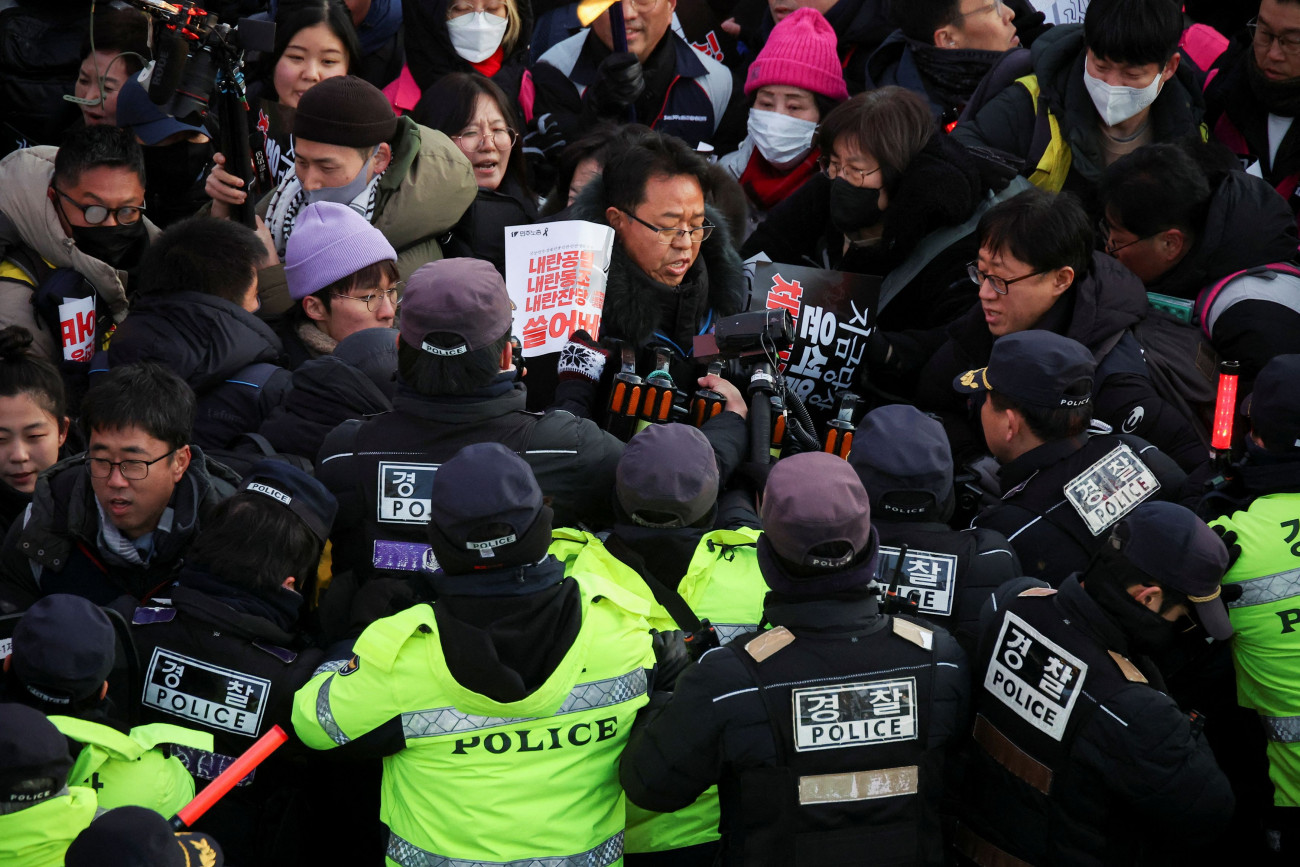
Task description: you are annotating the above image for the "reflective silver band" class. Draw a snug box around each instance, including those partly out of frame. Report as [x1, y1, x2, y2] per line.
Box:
[712, 623, 757, 644]
[386, 830, 623, 867]
[798, 765, 919, 805]
[313, 658, 351, 678]
[1226, 567, 1300, 609]
[316, 677, 350, 745]
[402, 668, 647, 740]
[1262, 714, 1300, 744]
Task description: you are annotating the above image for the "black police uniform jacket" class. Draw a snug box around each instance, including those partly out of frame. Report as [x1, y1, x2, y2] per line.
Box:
[0, 448, 238, 609]
[959, 577, 1233, 866]
[123, 569, 326, 866]
[315, 377, 623, 585]
[620, 593, 969, 866]
[875, 519, 1021, 655]
[971, 428, 1186, 586]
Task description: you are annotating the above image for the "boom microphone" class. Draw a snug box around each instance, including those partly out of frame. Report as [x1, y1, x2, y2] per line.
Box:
[149, 30, 190, 106]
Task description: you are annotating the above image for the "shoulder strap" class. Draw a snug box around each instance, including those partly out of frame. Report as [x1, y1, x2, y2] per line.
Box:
[603, 534, 705, 633]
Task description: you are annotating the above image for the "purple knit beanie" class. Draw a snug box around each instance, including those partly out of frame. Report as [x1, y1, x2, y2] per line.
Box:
[745, 8, 849, 101]
[284, 202, 398, 301]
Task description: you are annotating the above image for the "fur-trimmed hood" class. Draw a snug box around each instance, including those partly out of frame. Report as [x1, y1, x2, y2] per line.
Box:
[567, 175, 746, 350]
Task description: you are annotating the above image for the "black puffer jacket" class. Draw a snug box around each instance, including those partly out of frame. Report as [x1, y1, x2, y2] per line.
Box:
[952, 24, 1205, 211]
[913, 252, 1206, 469]
[258, 354, 393, 461]
[0, 3, 85, 152]
[441, 181, 539, 276]
[742, 134, 1010, 331]
[568, 176, 746, 380]
[961, 576, 1234, 866]
[105, 292, 292, 451]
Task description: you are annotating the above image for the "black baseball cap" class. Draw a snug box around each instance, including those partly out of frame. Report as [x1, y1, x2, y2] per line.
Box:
[616, 424, 719, 528]
[426, 442, 553, 577]
[849, 404, 954, 520]
[1243, 354, 1300, 453]
[954, 330, 1095, 409]
[66, 806, 225, 867]
[238, 461, 338, 544]
[399, 259, 513, 358]
[11, 594, 115, 706]
[0, 703, 73, 806]
[1110, 501, 1232, 640]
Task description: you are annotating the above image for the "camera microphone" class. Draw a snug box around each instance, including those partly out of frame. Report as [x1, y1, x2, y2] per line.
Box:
[149, 30, 190, 105]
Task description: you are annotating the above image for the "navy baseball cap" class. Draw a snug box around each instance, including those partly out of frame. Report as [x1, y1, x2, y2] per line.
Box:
[1111, 502, 1232, 640]
[1243, 354, 1300, 452]
[11, 594, 115, 706]
[66, 806, 225, 867]
[759, 452, 878, 595]
[849, 404, 954, 520]
[238, 461, 338, 544]
[617, 424, 719, 528]
[115, 74, 208, 146]
[954, 331, 1095, 409]
[399, 259, 513, 357]
[426, 442, 553, 576]
[0, 703, 73, 805]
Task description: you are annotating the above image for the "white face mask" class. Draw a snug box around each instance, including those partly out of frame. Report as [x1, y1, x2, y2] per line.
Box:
[447, 12, 509, 64]
[747, 108, 818, 168]
[1083, 64, 1165, 127]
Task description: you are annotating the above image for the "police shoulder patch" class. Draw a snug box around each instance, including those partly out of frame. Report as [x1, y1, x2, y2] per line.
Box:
[745, 626, 794, 662]
[892, 618, 934, 651]
[338, 655, 361, 676]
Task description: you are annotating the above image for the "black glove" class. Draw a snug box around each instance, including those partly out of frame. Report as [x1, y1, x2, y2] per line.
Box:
[586, 51, 645, 116]
[650, 628, 692, 691]
[1211, 524, 1243, 569]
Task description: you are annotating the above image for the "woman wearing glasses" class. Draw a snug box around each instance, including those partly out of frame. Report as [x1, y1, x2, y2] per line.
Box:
[414, 72, 538, 275]
[742, 85, 1025, 331]
[281, 201, 401, 368]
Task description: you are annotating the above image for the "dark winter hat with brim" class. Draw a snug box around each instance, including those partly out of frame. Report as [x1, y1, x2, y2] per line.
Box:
[0, 703, 73, 806]
[11, 593, 115, 706]
[849, 404, 954, 520]
[759, 451, 878, 595]
[426, 442, 555, 583]
[65, 805, 225, 867]
[617, 424, 719, 528]
[399, 258, 513, 357]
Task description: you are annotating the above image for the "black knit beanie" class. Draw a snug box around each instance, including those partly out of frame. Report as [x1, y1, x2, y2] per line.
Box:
[294, 76, 397, 147]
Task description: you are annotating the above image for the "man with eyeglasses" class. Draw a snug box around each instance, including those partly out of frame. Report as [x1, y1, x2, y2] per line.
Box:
[98, 215, 295, 452]
[1205, 0, 1300, 236]
[529, 0, 737, 157]
[952, 0, 1204, 209]
[0, 125, 159, 362]
[1098, 142, 1300, 394]
[0, 363, 238, 611]
[205, 75, 476, 321]
[567, 131, 746, 388]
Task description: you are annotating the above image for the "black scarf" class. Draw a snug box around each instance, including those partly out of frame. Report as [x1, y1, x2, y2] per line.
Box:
[177, 570, 304, 633]
[907, 37, 1007, 113]
[1247, 55, 1300, 118]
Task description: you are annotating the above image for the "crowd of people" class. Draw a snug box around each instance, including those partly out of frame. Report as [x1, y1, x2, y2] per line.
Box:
[1, 0, 1298, 864]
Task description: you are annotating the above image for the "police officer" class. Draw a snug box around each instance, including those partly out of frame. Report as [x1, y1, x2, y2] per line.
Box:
[65, 805, 225, 867]
[2, 593, 210, 817]
[848, 404, 1022, 653]
[0, 703, 97, 867]
[620, 452, 970, 865]
[1208, 355, 1300, 857]
[955, 330, 1186, 584]
[552, 423, 767, 865]
[958, 501, 1235, 866]
[293, 442, 657, 867]
[314, 257, 625, 614]
[126, 461, 334, 866]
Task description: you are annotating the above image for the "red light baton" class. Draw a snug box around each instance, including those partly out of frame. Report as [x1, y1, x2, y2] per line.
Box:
[1211, 360, 1240, 455]
[170, 725, 289, 830]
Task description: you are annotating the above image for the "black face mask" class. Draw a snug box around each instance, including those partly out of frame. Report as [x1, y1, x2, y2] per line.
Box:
[71, 222, 147, 269]
[829, 177, 884, 235]
[1085, 556, 1184, 655]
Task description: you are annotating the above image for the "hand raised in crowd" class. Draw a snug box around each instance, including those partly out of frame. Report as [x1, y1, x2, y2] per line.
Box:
[698, 372, 748, 420]
[586, 51, 646, 116]
[204, 152, 249, 219]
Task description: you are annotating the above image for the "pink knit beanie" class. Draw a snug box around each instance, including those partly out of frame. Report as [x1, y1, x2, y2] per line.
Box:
[744, 8, 849, 101]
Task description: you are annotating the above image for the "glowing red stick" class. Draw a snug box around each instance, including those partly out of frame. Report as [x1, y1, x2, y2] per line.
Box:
[1212, 361, 1239, 452]
[170, 725, 289, 830]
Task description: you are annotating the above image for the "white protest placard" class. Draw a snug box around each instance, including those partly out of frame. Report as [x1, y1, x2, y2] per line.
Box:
[58, 296, 96, 363]
[1029, 0, 1089, 25]
[504, 220, 615, 356]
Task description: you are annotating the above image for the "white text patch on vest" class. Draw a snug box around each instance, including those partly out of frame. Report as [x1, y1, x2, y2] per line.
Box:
[793, 677, 918, 752]
[142, 647, 271, 737]
[984, 611, 1088, 742]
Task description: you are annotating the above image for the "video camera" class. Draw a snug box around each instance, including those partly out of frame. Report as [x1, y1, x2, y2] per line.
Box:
[123, 0, 275, 123]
